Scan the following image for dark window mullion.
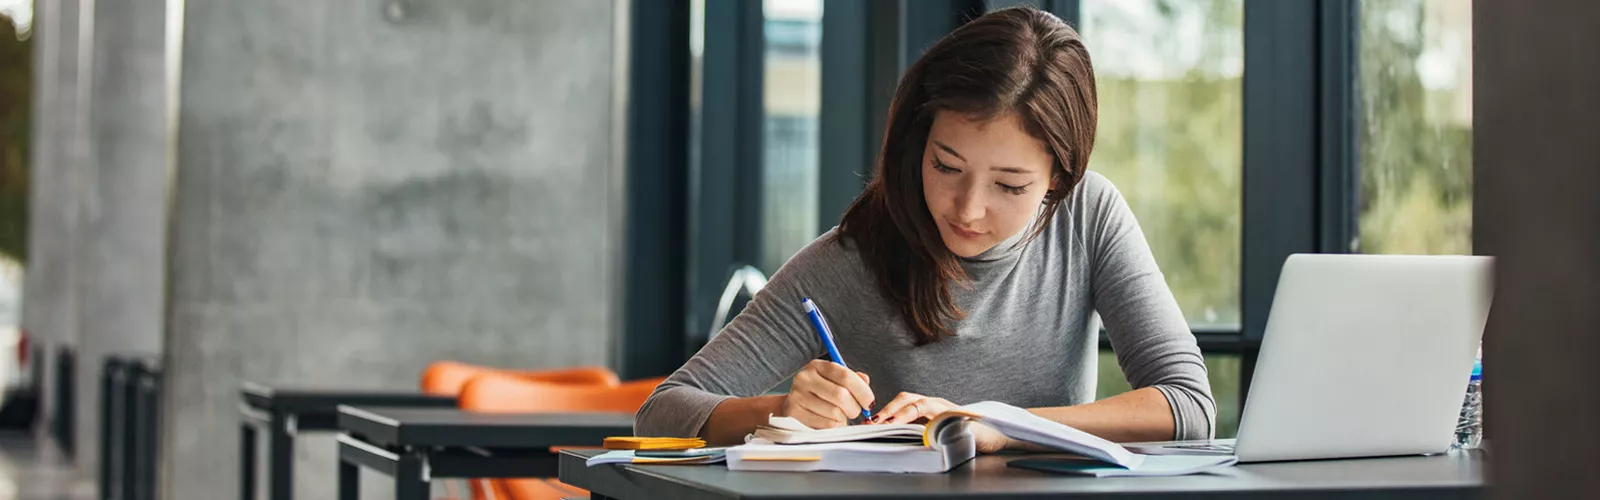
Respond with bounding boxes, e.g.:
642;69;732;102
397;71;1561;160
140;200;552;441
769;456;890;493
900;0;986;72
691;0;766;352
1319;0;1359;254
1242;0;1319;344
1241;0;1357;402
621;0;691;379
819;0;872;233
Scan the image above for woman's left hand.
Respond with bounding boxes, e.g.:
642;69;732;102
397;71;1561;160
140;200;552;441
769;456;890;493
871;392;1009;454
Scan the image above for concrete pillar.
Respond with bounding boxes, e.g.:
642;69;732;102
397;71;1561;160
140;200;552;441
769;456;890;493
73;0;170;473
22;0;88;441
161;0;625;498
22;0;57;435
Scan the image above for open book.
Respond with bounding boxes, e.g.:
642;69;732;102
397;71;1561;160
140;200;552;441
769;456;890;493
726;401;1237;475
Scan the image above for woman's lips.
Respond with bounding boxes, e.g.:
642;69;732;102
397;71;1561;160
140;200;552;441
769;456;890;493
947;221;985;239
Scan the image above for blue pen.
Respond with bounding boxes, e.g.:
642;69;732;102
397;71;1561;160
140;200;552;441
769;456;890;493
801;297;872;420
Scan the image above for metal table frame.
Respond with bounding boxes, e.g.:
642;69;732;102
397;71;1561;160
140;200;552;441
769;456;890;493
237;384;456;500
333;405;635;500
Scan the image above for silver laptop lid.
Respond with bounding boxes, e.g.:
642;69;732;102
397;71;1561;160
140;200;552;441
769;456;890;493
1235;254;1492;462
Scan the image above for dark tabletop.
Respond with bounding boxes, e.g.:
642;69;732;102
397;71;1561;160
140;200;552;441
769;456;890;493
338;406;636;449
559;449;1485;500
240;382;456;414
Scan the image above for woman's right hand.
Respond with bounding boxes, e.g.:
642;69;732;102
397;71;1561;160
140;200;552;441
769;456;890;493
780;359;876;429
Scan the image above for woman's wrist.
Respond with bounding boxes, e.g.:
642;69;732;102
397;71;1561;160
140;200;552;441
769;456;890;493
699;394;786;446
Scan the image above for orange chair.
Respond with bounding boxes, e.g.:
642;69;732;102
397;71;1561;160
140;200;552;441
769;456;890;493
458;373;668;500
421;362;623;500
419;361;621;396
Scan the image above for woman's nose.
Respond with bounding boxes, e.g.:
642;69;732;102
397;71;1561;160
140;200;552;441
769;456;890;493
952;187;985;223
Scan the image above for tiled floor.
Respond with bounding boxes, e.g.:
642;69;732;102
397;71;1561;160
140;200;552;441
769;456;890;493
0;430;95;500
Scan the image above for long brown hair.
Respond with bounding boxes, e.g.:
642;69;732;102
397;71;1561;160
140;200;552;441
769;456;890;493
837;6;1098;345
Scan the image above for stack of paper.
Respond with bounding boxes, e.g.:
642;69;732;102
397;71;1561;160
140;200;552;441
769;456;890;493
755;416;925;444
728;439;967;473
602;436;707;451
728;415;977;473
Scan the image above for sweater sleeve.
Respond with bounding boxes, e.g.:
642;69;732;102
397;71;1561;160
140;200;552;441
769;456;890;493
632;235;839;437
1080;173;1217;440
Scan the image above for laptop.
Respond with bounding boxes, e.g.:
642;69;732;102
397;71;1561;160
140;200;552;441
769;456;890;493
1125;254;1493;463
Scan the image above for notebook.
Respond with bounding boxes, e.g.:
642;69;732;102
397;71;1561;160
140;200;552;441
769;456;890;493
726;401;1236;476
602;436;706;451
585;448;728;466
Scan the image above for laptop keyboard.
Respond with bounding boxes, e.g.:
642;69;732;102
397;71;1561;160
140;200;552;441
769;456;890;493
1166;443;1236;453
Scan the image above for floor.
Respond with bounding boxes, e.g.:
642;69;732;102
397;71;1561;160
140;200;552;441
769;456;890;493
0;430;95;500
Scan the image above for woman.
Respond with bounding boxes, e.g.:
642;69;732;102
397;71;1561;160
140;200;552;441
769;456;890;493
636;6;1214;452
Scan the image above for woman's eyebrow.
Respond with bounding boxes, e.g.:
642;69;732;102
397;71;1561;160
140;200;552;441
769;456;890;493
933;139;1035;174
933;140;966;161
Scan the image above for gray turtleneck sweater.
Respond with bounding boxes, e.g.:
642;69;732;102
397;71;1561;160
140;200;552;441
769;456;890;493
635;172;1216;441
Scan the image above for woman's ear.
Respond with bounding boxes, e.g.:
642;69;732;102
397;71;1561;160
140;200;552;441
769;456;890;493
1043;170;1063;201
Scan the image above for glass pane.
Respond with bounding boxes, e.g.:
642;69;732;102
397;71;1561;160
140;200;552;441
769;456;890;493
1081;0;1244;329
760;0;823;272
1097;350;1242;438
1357;0;1473;255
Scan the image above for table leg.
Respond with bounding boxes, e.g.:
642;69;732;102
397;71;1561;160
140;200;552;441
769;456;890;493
394;451;430;500
240;423;257;500
337;459;359;500
269;413;294;500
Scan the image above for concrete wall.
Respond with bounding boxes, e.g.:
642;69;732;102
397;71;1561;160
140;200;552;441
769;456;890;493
160;1;624;498
73;0;171;473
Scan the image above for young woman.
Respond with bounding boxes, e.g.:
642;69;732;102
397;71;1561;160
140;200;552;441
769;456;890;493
636;6;1214;453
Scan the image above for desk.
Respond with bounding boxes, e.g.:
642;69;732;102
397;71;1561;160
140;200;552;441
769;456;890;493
336;406;635;500
559;449;1485;499
238;384;456;500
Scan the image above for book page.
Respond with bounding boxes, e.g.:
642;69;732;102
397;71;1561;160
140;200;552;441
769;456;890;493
756;415;926;444
932;401;1145;469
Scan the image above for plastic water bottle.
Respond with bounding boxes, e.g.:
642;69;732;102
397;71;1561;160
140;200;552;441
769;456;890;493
1452;358;1483;450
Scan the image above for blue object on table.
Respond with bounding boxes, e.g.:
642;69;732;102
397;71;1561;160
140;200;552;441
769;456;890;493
801;297;872;420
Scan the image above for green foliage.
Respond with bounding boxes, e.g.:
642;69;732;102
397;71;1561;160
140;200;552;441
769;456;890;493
1087;0;1244;327
1094;76;1242;327
1356;0;1473;255
0;15;28;262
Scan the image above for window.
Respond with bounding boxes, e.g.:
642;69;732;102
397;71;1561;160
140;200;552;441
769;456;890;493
1081;0;1245;438
760;0;824;272
1356;0;1473;255
1080;0;1244;329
